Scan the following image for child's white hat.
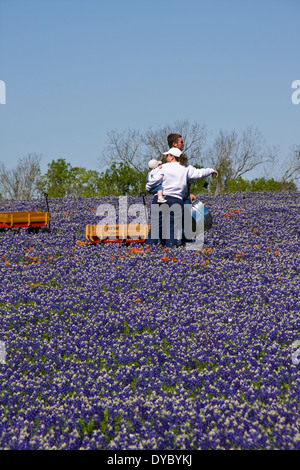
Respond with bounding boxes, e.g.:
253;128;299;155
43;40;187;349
148;159;159;170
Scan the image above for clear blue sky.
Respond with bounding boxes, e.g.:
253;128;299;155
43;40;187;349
0;0;299;180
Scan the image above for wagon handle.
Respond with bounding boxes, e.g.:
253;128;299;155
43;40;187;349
43;191;51;232
43;192;50;213
139;192;148;224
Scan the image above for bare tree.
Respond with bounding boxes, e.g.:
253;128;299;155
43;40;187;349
143;119;208;165
99;120;208;171
233;127;276;178
0;153;41;200
99;123;280;194
100;128;144;171
280;145;300;187
207;126;276;193
207;129;238;193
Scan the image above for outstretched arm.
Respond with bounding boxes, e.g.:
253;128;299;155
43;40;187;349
187;166;218;181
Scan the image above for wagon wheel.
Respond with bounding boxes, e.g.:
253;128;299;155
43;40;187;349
28;227;40;234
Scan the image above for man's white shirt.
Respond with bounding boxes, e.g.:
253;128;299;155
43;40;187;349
146;162;215;200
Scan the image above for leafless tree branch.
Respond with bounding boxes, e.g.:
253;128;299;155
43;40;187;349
143;119;208;165
100;128;144;171
281;145;300;182
207;127;277;193
0;154;41;200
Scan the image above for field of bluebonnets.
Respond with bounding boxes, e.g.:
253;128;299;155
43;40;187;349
0;190;299;450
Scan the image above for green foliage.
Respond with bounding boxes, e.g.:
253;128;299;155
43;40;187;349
249;177;282;192
226;176;297;192
189;179;210;194
39;159;148;198
183;174;297;195
226;176;251;192
38;158;297;198
39;158;102;197
97;163;148;196
67;167;101;197
39;159;71;197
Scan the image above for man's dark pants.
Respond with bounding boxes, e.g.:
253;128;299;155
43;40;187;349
146;195;184;247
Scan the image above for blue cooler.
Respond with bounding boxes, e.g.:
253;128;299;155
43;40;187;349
191;200;213;234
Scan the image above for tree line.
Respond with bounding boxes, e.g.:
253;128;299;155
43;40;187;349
0;120;299;200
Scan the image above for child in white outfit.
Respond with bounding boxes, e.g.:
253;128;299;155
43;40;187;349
147;159;167;203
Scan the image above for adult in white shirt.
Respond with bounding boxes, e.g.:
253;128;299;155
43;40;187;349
146;148;218;247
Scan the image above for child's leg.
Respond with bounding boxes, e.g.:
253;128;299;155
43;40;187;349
157;189;167;203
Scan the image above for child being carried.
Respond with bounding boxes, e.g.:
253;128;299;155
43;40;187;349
146;159;167;203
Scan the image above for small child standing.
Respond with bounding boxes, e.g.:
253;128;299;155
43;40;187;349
146;159;167;203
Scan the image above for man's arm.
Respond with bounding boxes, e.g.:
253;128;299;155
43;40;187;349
187;166;218;180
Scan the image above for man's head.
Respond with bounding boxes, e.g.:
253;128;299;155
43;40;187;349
167;133;184;150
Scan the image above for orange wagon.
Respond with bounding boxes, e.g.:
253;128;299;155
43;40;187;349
0;211;51;233
85;223;150;244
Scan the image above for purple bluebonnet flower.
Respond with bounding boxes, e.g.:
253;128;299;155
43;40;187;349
0;191;299;449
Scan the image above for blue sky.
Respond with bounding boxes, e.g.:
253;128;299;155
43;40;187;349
0;0;299;180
